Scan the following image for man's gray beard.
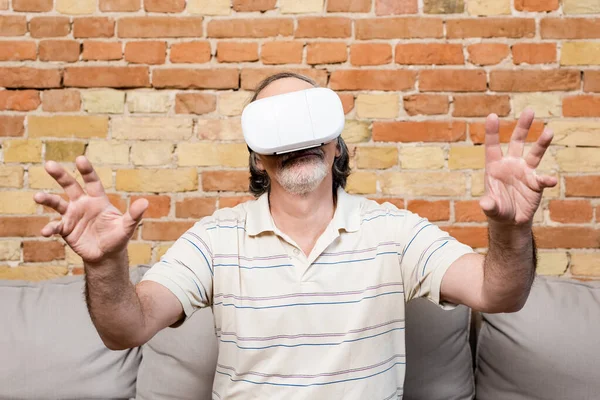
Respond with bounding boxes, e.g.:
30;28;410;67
275;158;329;196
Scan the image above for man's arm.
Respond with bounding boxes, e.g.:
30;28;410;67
440;110;555;313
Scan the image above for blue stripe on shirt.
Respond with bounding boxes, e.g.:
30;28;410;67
182;236;214;276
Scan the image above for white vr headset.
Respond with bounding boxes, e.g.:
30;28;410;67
241;87;345;155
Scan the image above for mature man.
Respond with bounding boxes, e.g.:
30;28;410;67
35;72;556;399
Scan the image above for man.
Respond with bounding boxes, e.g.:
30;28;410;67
34;72;556;399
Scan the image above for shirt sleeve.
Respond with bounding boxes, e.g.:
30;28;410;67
140;221;214;322
397;211;475;309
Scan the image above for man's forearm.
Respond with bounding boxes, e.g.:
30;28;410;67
482;222;537;312
84;251;147;350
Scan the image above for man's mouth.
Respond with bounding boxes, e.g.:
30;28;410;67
281;149;323;166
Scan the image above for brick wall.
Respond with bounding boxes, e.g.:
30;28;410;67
0;0;599;281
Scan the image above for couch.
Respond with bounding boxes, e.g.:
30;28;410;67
1;265;598;400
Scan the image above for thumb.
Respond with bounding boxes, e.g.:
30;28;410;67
123;198;149;231
479;195;499;218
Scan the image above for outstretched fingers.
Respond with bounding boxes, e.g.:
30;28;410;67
484;113;503;166
34;192;69;215
40;220;64;237
44;161;85;201
122;198;149;233
525;128;554;169
507;109;535;158
76;156;106;197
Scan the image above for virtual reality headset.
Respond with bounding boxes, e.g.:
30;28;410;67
241;87;345;155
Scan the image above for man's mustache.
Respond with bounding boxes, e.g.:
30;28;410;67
280;148;324;165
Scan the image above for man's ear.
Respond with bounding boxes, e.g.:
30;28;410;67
255;153;265;171
335;138;342;158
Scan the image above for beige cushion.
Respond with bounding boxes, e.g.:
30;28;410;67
0;267;146;400
476;276;600;400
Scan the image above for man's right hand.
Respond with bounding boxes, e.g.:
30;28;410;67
33;156;149;265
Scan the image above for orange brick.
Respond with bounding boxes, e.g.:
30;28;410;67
327;0;371;12
13;0;53;12
100;0;140;11
0;41;36;61
42;90;80;112
534;227;600;249
470;120;544;144
350;43;391;66
512;43;556;65
233;0;276;11
118;17;204;38
217;42;258;63
373;121;466;142
565;176;600;197
563;96;600;117
262;42;302;64
549;200;593;223
131;195;170;218
176;197;217;218
338;93;355;114
0;15;27;36
107;194;127;214
0;116;25;137
584;71;600;92
82;41;122;61
420;70;487;92
444;227;488;248
142;221;194;241
330;70;416;91
453;95;511;117
144;0;185;12
375;0;417;14
73;17;115;38
23;241;65;262
39;40;80;62
153;69;238;89
208;18;292;38
29;17;70;38
395;43;464;65
125;41;166;64
404;94;449;115
307;42;347;65
468;43;509;66
447;18;535;38
0;217;50;237
408;200;450;221
515;0;558;11
372;198;405;210
175;93;216;114
541;18;600;39
490;70;580;92
171;41;212;63
296;17;352;38
0;90;40;111
202;171;250;192
0;67;61;89
455;200;486;222
219;196;254;208
64;66;149;88
356;17;443;39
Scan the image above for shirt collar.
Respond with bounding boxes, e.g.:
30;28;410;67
245;187;361;237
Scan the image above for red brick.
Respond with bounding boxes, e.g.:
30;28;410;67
330;70;416;91
241;68;328;90
0;90;40;111
490;70;580;92
13;0;53;12
446;18;535;38
124;41;167;64
0;116;25;137
356;17;443;39
296;17;351;38
131;195;170;218
82;41;122;61
0;67;61;89
39;40;80;62
534;227;600;249
541;18;600;39
584;71;600;92
327;0;371;12
307;43;347;65
218;42;260;63
202;171;250;192
42;90;81;112
453;95;511;118
566;176;600;197
29;17;69;38
420;70;487;92
0;217;50;237
373;121;466;142
219;196;255;208
208;18;292;38
444;227;488;248
262;42;303;64
350;43;391;66
563;96;600;117
515;0;558;11
73;17;115;38
175;93;216;115
142;221;194;241
107;194;127;214
372;198;405;210
171;41;212;63
395;43;463;65
64;67;150;88
144;0;185;12
338;93;355;114
233;0;276;11
469;120;544;144
549;200;593;224
100;0;140;11
118;17;204;38
23;241;65;262
455;200;486;222
153;69;238;89
404;94;449;116
0;41;36;61
176;197;217;218
512;43;556;65
0;16;27;36
467;43;509;66
408;200;450;221
375;0;417;14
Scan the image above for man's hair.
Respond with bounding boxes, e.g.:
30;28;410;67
247;72;351;198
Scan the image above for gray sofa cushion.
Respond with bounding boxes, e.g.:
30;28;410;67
476;276;600;400
136;295;473;400
0;267;147;400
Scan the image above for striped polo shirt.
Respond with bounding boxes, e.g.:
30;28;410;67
141;187;473;400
